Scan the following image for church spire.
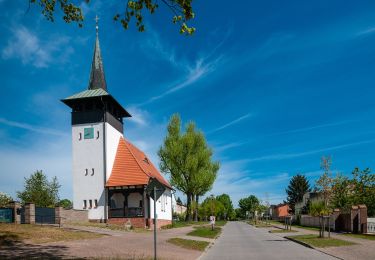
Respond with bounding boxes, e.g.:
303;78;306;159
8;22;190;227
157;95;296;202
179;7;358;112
88;15;107;91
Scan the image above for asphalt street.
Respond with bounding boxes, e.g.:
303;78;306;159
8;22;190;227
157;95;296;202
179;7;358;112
200;221;337;260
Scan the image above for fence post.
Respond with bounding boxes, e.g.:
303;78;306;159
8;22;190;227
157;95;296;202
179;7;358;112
24;203;35;224
8;201;21;224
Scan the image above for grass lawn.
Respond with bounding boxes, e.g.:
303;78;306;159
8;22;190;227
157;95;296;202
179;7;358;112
161;220;227;229
69;222;150;233
0;223;103;246
187;226;221;239
269;229;298;233
287;234;356;248
342;233;375;240
167;238;210;251
292;225;321;231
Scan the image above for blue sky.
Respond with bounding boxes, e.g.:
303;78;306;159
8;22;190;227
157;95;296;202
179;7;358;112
1;0;375;206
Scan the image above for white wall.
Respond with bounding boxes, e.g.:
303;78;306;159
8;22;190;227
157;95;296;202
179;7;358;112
105;123;123;181
149;188;172;220
72;123;105;220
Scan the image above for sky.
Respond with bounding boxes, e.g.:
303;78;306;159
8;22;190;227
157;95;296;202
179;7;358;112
1;0;375;207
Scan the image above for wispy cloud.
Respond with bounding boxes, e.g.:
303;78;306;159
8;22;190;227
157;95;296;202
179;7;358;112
357;26;375;36
246;139;375;163
1;26;72;68
267;119;356;136
137;56;224;106
0;118;67;136
209;113;252;134
126;106;149;126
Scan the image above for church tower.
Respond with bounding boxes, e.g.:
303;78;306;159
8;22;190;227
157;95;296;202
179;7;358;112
62;18;131;221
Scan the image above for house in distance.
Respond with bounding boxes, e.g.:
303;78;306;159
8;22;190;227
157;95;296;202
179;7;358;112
61;20;172;228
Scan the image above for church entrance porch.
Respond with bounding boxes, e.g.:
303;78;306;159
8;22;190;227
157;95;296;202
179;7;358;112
107;186;149;228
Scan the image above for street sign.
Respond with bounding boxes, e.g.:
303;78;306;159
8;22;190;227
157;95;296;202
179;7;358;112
146;178;166;201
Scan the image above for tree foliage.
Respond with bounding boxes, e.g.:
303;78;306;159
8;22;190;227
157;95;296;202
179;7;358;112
58;199;73;209
315;156;333;207
238;195;259;217
29;0;196;35
17;170;60;207
286;174;310;212
158;114;219;221
198;195;224;220
216;194;234;220
0;192;13;207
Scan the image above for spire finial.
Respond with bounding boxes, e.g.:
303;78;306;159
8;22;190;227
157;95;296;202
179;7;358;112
95;15;99;35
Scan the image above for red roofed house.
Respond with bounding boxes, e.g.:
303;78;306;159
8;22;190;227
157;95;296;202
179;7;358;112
62;21;172;228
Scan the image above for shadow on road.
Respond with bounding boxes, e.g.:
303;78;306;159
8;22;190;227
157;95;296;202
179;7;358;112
0;240;71;259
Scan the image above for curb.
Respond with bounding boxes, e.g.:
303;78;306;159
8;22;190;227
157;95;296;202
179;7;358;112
285;237;343;260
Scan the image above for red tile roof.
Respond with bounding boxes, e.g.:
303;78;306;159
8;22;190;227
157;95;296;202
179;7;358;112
106;137;172;189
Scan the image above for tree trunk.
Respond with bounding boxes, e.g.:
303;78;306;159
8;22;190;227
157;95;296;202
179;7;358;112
185;193;192;221
194;195;199;222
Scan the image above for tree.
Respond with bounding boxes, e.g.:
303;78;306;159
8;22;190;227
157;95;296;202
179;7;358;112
238;195;259;218
286;174;310;213
350;167;375;216
0;192;13;207
58;199;73;209
17;170;60;207
216;194;234;220
29;0;196;35
330;174;351;212
315;156;334;207
158;114;219;221
198;196;224;221
309;201;331;238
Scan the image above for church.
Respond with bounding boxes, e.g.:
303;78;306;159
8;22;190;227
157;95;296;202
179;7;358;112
61;21;173;228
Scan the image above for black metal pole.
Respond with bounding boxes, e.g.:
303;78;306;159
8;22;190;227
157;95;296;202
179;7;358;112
154;187;157;260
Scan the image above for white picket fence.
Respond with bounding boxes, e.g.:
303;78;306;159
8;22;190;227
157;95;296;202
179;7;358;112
367;218;375;234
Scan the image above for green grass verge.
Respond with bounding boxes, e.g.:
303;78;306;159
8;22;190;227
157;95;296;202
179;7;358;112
292;225;320;231
187;226;221;239
167;238;210;251
0;223;103;246
342;233;375;240
287;234;356;248
69;222;150;233
269;229;298;233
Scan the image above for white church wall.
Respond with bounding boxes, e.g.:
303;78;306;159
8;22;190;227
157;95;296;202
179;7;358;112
105;122;123;181
150;188;172;220
72;122;105;220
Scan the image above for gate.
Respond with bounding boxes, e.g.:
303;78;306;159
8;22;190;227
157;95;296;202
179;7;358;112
35;207;55;224
0;208;13;223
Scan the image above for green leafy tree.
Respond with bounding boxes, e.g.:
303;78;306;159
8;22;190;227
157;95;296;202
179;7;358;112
159;114;219;221
350;167;375;216
216;194;234;220
17;170;60;207
0;192;13;207
309;201;331;238
286;174;310;212
29;0;196;34
238;195;259;217
330;174;352;212
198;196;224;220
58;199;73;209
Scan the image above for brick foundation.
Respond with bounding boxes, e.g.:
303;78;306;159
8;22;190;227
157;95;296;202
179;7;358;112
107;217;147;228
149;219;172;230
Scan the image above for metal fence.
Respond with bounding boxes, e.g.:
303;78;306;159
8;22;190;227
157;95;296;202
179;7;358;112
0;208;13;223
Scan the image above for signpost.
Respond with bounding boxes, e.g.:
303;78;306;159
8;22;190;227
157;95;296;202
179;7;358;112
146;178;166;260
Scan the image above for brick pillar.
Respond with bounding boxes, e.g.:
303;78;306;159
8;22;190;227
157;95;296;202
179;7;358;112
55;206;62;225
8;201;21;224
24;203;35;224
358;205;367;234
350;206;359;233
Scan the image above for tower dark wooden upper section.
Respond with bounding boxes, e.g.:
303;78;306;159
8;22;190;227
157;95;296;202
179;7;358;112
61;24;131;133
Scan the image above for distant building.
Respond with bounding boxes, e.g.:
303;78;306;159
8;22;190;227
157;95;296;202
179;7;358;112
270;204;291;220
295;192;324;215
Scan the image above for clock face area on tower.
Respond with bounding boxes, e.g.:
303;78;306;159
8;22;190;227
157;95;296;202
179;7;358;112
84;127;94;139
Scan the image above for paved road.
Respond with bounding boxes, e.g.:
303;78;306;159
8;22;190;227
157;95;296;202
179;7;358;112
200;222;337;260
